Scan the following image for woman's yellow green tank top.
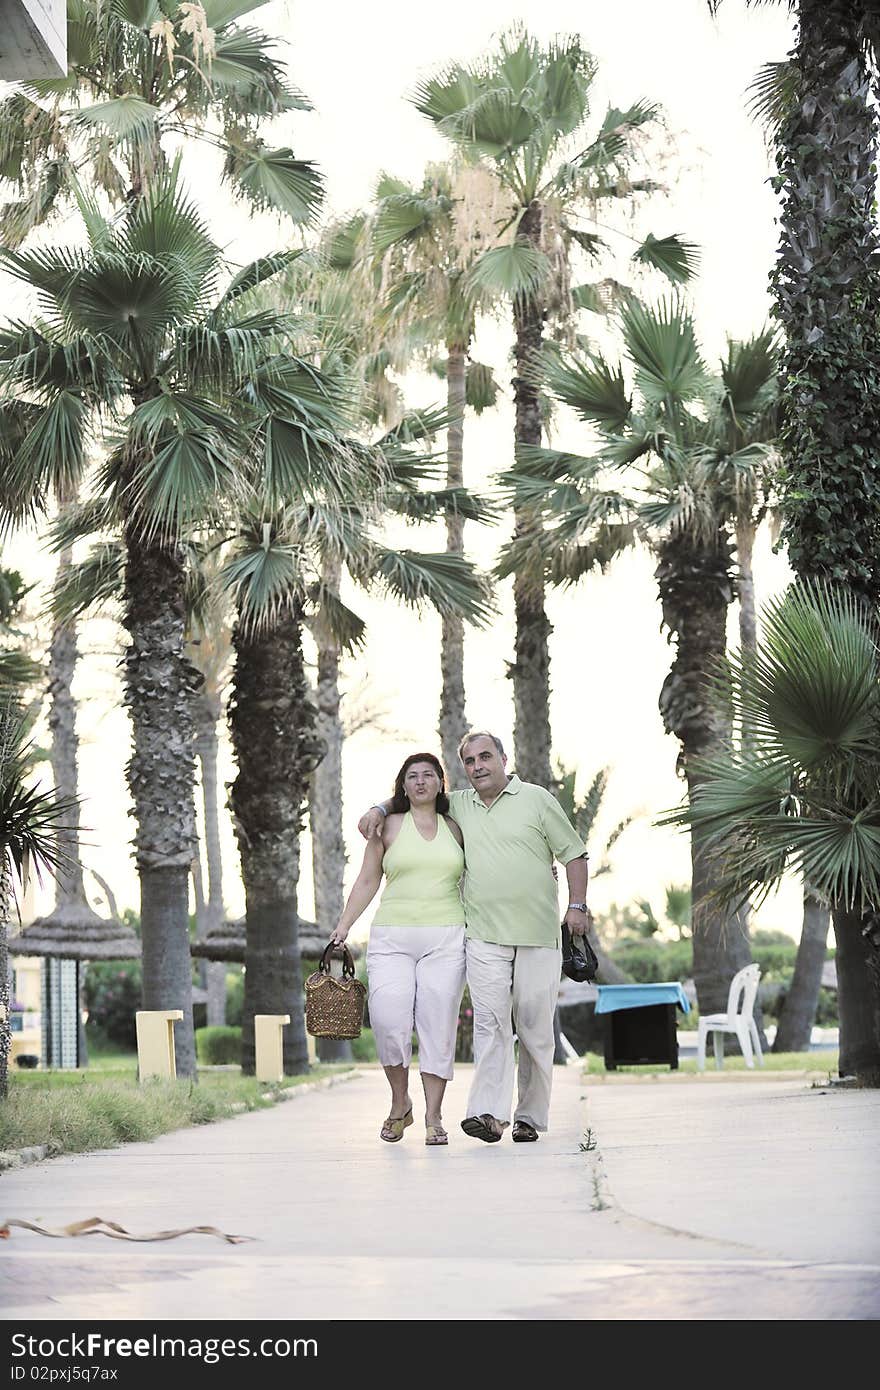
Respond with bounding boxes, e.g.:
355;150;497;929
371;811;465;927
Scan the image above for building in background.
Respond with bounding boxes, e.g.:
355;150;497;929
0;0;67;78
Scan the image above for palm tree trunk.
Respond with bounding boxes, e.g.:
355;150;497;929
308;556;351;1061
122;521;198;1079
194;689;227;1026
832;906;880;1084
735;516;757;659
440;343;469;788
511;201;552;789
47;542;88;912
774;889;830;1053
656;529;762;1026
229;606;322;1075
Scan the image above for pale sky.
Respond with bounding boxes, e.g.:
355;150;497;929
4;0;806;941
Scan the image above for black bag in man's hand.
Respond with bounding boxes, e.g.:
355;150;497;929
561;922;598;982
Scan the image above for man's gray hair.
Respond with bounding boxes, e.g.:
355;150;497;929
458;730;505;761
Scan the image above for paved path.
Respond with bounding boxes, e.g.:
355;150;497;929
1;1066;878;1320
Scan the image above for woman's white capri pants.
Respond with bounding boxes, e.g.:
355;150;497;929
366;925;466;1079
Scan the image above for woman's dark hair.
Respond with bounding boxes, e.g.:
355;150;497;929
390;753;450;814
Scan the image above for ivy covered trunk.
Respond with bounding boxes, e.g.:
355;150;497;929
772;0;880;1081
510;200;552;789
656;529;760;1026
123;520;199;1079
439;343;469;788
308;555;351;1062
832;906;880;1085
773;0;880;601
229;606;323;1075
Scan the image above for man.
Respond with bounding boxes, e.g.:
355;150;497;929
357;731;589;1143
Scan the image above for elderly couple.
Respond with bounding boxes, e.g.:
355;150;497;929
330;731;590;1147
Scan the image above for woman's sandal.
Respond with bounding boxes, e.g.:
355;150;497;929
425;1124;448;1146
380;1106;414;1143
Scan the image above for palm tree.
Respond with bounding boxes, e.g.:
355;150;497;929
0;170;333;1077
0;0;321;245
371;163;502;784
0;699;75;1098
412;26;697;785
553;761;632;986
502;299;772;1021
661;581;880;1085
220;478;493;1074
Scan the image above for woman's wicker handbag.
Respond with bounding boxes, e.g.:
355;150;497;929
305;942;367;1040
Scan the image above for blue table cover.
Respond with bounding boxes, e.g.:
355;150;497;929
595;982;691;1015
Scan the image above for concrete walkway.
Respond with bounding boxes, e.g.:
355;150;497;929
1;1065;878;1320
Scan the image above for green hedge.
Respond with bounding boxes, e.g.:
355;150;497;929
607;938;812;983
195;1026;241;1065
608;940;693;982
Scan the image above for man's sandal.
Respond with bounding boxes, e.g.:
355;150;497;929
425;1124;448;1146
511;1120;539;1142
380;1106;413;1143
460;1114;504;1143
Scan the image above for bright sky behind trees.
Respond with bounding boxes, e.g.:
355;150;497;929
3;0;803;937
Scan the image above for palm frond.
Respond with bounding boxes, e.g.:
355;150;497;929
74;94;162;139
386;487;497;525
6;391;88;504
369;549;494;626
123;393;243;539
465;361;498;414
621;297;706;405
225;142;324;224
746;60;799;141
219;528;306;636
632;233;700;286
215;251;303;311
465;242;550;302
50;543;124;623
305;582;367;655
544;349;631;433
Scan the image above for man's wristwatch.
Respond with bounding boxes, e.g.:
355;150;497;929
568;902;588;913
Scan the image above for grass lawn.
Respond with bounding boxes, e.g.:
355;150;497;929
580;1049;840;1080
1;1054;355;1158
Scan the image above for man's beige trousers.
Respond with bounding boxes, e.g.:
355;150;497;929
465;938;562;1131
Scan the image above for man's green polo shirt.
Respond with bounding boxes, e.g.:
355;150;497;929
449;775;588;948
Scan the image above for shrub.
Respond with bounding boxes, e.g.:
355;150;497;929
608;939;693;982
350;1028;377;1062
225;970;244;1027
456;986;474;1062
83;961;142;1047
195;1026;241;1065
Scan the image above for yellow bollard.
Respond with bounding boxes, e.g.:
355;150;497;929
136;1010;183;1081
254;1014;290;1083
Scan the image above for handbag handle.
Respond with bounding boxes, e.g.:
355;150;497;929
320;941;356;979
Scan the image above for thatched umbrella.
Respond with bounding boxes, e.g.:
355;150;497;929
190;914;362;965
9;875;139;1069
9;899;140;961
191;915;362;1062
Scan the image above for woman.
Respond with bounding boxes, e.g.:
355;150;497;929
331;753;465;1146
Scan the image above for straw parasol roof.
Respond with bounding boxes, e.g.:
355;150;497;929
9;899;140;961
190;915;362;963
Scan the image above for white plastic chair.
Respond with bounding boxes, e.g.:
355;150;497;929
697;963;763;1070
